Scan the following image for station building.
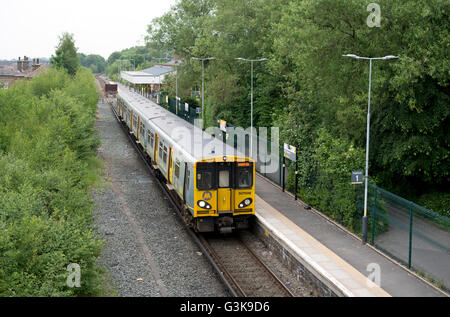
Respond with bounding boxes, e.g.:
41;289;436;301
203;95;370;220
119;64;176;97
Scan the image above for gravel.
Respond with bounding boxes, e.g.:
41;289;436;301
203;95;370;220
92;100;229;297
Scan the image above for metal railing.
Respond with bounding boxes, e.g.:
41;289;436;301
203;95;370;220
358;183;450;289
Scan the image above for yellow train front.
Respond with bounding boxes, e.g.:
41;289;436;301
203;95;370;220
114;88;255;234
192;156;255;233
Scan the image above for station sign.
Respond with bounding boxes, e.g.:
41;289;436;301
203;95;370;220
283;143;296;161
351;171;364;184
196;107;201;114
166;95;168;103
185;103;189;112
219;119;227;132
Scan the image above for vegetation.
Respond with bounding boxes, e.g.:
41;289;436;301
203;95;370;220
50;33;80;76
145;0;449;225
79;53;107;74
0;66;104;296
105;44;172;80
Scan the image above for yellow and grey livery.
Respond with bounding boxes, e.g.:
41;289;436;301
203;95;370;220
113;86;255;233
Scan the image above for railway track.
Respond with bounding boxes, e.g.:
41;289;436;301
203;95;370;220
95;76;295;297
200;234;294;297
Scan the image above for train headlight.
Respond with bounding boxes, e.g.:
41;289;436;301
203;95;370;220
238;198;253;208
197;200;212;209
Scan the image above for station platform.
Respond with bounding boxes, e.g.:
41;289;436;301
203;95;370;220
254;174;447;297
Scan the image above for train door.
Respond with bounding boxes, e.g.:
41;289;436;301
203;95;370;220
183;163;190;202
154;134;159;163
168;148;173;183
217;162;232;212
130;110;133;131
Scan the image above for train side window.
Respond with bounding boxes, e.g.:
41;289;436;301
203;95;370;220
147;130;154;148
159;142;163;159
140;122;145;139
163;146;168;164
175;160;180;178
185;168;190;191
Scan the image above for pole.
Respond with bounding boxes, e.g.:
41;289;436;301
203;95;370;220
282;155;286;192
202;59;205;129
341;54;397;243
294;159;298;200
371;186;377;245
250;60;254;158
408;203;413;268
362;59;372;244
176;64;178;115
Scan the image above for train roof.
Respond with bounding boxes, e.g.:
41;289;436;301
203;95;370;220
117;85;247;163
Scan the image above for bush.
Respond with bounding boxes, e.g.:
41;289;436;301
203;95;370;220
0;67;104;296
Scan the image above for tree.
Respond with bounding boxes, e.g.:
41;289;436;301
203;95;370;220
50;33;80;76
79;54;107;74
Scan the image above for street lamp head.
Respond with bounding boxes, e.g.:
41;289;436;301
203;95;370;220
342;54;360;59
382;55;399;60
192;56;215;61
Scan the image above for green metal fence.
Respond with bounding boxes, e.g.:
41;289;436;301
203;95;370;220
358;183;450;289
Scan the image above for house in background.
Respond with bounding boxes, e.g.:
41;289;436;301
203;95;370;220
0;56;48;89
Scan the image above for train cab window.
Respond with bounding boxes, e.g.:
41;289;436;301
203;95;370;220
218;170;230;188
197;170;215;190
236;163;253;188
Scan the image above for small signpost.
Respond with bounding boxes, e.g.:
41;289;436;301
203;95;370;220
196;107;201;114
219;119;227;132
185;103;189;112
283;143;298;200
351;171;364;184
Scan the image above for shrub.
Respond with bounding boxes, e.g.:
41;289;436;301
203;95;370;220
0;67;104;296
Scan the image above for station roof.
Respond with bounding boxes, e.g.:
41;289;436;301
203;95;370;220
120;71;162;85
141;65;175;76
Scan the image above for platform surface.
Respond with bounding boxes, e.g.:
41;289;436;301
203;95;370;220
255;174;446;297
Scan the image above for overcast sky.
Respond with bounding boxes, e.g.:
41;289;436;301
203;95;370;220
0;0;177;60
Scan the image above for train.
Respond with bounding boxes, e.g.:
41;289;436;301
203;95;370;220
104;81;118;96
111;84;255;233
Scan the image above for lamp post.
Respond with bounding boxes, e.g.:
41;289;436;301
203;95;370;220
173;60;183;115
343;53;398;244
192;57;215;129
235;58;268;158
